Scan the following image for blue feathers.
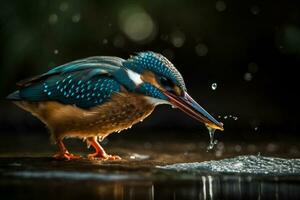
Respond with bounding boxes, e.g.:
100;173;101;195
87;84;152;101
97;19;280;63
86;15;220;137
123;51;186;91
8;52;187;109
13;56;124;109
19;72;120;108
138;83;168;100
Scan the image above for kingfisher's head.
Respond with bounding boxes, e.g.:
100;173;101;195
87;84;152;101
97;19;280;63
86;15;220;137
122;51;223;131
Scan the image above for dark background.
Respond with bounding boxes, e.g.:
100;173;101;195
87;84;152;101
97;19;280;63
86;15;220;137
0;0;299;141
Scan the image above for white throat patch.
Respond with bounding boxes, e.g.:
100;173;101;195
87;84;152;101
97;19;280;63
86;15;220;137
145;97;170;106
126;69;143;86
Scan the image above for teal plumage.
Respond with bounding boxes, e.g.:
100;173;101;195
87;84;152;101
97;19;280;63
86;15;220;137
124;52;186;91
18;74;120;109
9;52;182;108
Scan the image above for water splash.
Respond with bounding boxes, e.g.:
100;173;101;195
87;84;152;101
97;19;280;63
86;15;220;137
158;155;300;175
219;115;238;120
206;127;218;151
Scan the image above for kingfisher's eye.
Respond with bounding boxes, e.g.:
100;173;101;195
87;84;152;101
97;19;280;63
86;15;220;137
159;77;175;91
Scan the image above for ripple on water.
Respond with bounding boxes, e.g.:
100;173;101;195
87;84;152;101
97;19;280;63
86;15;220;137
158;155;300;175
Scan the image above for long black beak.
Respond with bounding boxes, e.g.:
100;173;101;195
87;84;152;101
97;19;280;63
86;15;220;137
164;91;224;131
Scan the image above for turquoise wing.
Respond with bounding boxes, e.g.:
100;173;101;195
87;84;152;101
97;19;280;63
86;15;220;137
13;56;124;109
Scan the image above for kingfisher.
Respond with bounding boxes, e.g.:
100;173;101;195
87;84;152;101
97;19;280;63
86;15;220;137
7;51;223;160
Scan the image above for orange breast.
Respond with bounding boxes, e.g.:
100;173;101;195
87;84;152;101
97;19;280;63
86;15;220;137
16;92;155;139
83;92;155;137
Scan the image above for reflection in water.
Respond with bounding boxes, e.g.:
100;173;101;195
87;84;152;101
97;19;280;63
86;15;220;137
2;171;300;199
156;175;299;200
106;175;299;199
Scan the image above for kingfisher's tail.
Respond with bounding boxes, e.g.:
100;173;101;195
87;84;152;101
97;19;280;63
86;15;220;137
6;90;21;101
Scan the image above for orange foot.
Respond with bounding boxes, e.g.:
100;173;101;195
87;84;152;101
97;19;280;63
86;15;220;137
53;139;81;160
87;136;121;161
53;152;81;160
88;152;121;160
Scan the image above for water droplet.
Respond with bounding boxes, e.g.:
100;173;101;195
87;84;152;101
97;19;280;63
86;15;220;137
206;127;218;151
211;83;217;90
54;49;59;54
224;116;228;119
254;127;258;131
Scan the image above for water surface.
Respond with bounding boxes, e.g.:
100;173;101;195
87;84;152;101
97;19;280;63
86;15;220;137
0;134;299;199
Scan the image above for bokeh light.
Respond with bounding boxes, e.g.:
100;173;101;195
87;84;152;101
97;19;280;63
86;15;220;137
195;43;208;56
170;30;185;48
250;5;260;15
216;1;226;12
48;14;58;25
244;72;252;81
119;5;157;43
72;14;81;23
59;2;69;12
